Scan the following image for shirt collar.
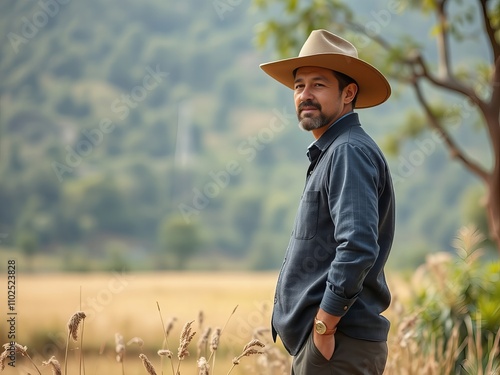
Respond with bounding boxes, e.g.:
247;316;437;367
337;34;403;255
307;112;359;162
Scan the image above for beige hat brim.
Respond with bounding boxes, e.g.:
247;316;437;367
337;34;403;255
260;53;391;109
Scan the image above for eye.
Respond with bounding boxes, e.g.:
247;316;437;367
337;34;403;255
294;84;304;90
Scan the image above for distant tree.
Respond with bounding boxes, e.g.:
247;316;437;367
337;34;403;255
254;0;500;253
158;216;202;269
17;231;37;271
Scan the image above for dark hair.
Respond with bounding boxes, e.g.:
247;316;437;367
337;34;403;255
332;70;359;108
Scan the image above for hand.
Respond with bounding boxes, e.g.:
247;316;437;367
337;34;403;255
313;329;336;360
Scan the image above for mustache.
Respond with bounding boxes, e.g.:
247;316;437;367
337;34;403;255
298;100;321;112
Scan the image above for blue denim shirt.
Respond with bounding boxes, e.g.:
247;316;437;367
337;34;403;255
271;112;395;356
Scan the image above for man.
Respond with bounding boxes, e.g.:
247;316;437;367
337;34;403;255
260;29;395;374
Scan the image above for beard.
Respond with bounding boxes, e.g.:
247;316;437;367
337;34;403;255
298;112;332;131
297;101;334;131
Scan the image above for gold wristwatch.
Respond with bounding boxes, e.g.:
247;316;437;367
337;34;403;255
314;318;337;335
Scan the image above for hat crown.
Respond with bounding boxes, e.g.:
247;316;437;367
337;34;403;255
299;29;358;59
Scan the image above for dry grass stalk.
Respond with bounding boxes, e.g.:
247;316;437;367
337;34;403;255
259;346;290;375
197;356;210;375
462;316;500;375
198;310;204;329
165;317;177;337
208;327;222;374
200;304;239;374
209;305;238;367
0;349;7;371
175;320;196;375
68;311;86;342
139;353;157;375
1;343;42;375
155;303;177;375
232;347;264;364
114;333;126;375
197;327;212;358
115;333;125;363
242;339;265;352
156;302;177;342
127;337;144;348
453;225;485;262
2;342;28;357
486;327;500;375
440;323;463;374
227;339;265;374
396;312;419;348
251;326;289;373
157;349;173;358
210;328;221;354
177;320;196;361
65;311;86;375
221;305;238;335
42;356;62;375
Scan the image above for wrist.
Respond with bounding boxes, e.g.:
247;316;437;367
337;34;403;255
316;307;340;323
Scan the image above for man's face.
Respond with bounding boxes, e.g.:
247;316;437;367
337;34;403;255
293;66;352;135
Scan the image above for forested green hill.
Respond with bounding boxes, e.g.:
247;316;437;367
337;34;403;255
0;0;490;271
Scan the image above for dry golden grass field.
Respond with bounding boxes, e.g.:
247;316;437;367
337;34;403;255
1;271;283;375
1;271;410;375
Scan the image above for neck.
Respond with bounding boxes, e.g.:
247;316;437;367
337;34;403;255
312;125;330;140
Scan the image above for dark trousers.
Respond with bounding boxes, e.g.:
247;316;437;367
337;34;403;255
291;331;388;375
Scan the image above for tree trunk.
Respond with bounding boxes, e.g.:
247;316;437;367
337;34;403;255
486;166;500;252
484;63;500;252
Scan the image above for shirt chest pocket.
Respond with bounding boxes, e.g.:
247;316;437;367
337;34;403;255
294;190;320;240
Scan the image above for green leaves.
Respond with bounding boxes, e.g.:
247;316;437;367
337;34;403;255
409;226;500;372
253;0;353;58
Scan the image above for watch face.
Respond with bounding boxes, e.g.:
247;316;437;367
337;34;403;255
315;321;327;335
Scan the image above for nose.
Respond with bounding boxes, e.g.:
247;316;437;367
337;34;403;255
299;84;314;102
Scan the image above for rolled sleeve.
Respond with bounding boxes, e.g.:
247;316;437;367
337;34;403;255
320;281;358;316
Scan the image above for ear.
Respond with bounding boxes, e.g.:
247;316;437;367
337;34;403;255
343;83;358;105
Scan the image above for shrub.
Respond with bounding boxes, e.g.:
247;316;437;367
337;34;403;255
386;226;500;374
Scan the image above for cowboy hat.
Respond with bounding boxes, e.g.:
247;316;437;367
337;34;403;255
260;29;391;108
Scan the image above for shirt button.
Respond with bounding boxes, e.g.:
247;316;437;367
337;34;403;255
343;306;348;311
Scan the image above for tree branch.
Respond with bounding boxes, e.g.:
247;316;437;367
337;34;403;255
489;56;500;114
347;7;495;181
479;0;500;61
436;0;452;78
414;53;489;111
412;79;490;182
345;21;392;51
348;18;488;112
486;56;500;171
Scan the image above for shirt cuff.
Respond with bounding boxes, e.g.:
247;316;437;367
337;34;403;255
319;281;358;317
